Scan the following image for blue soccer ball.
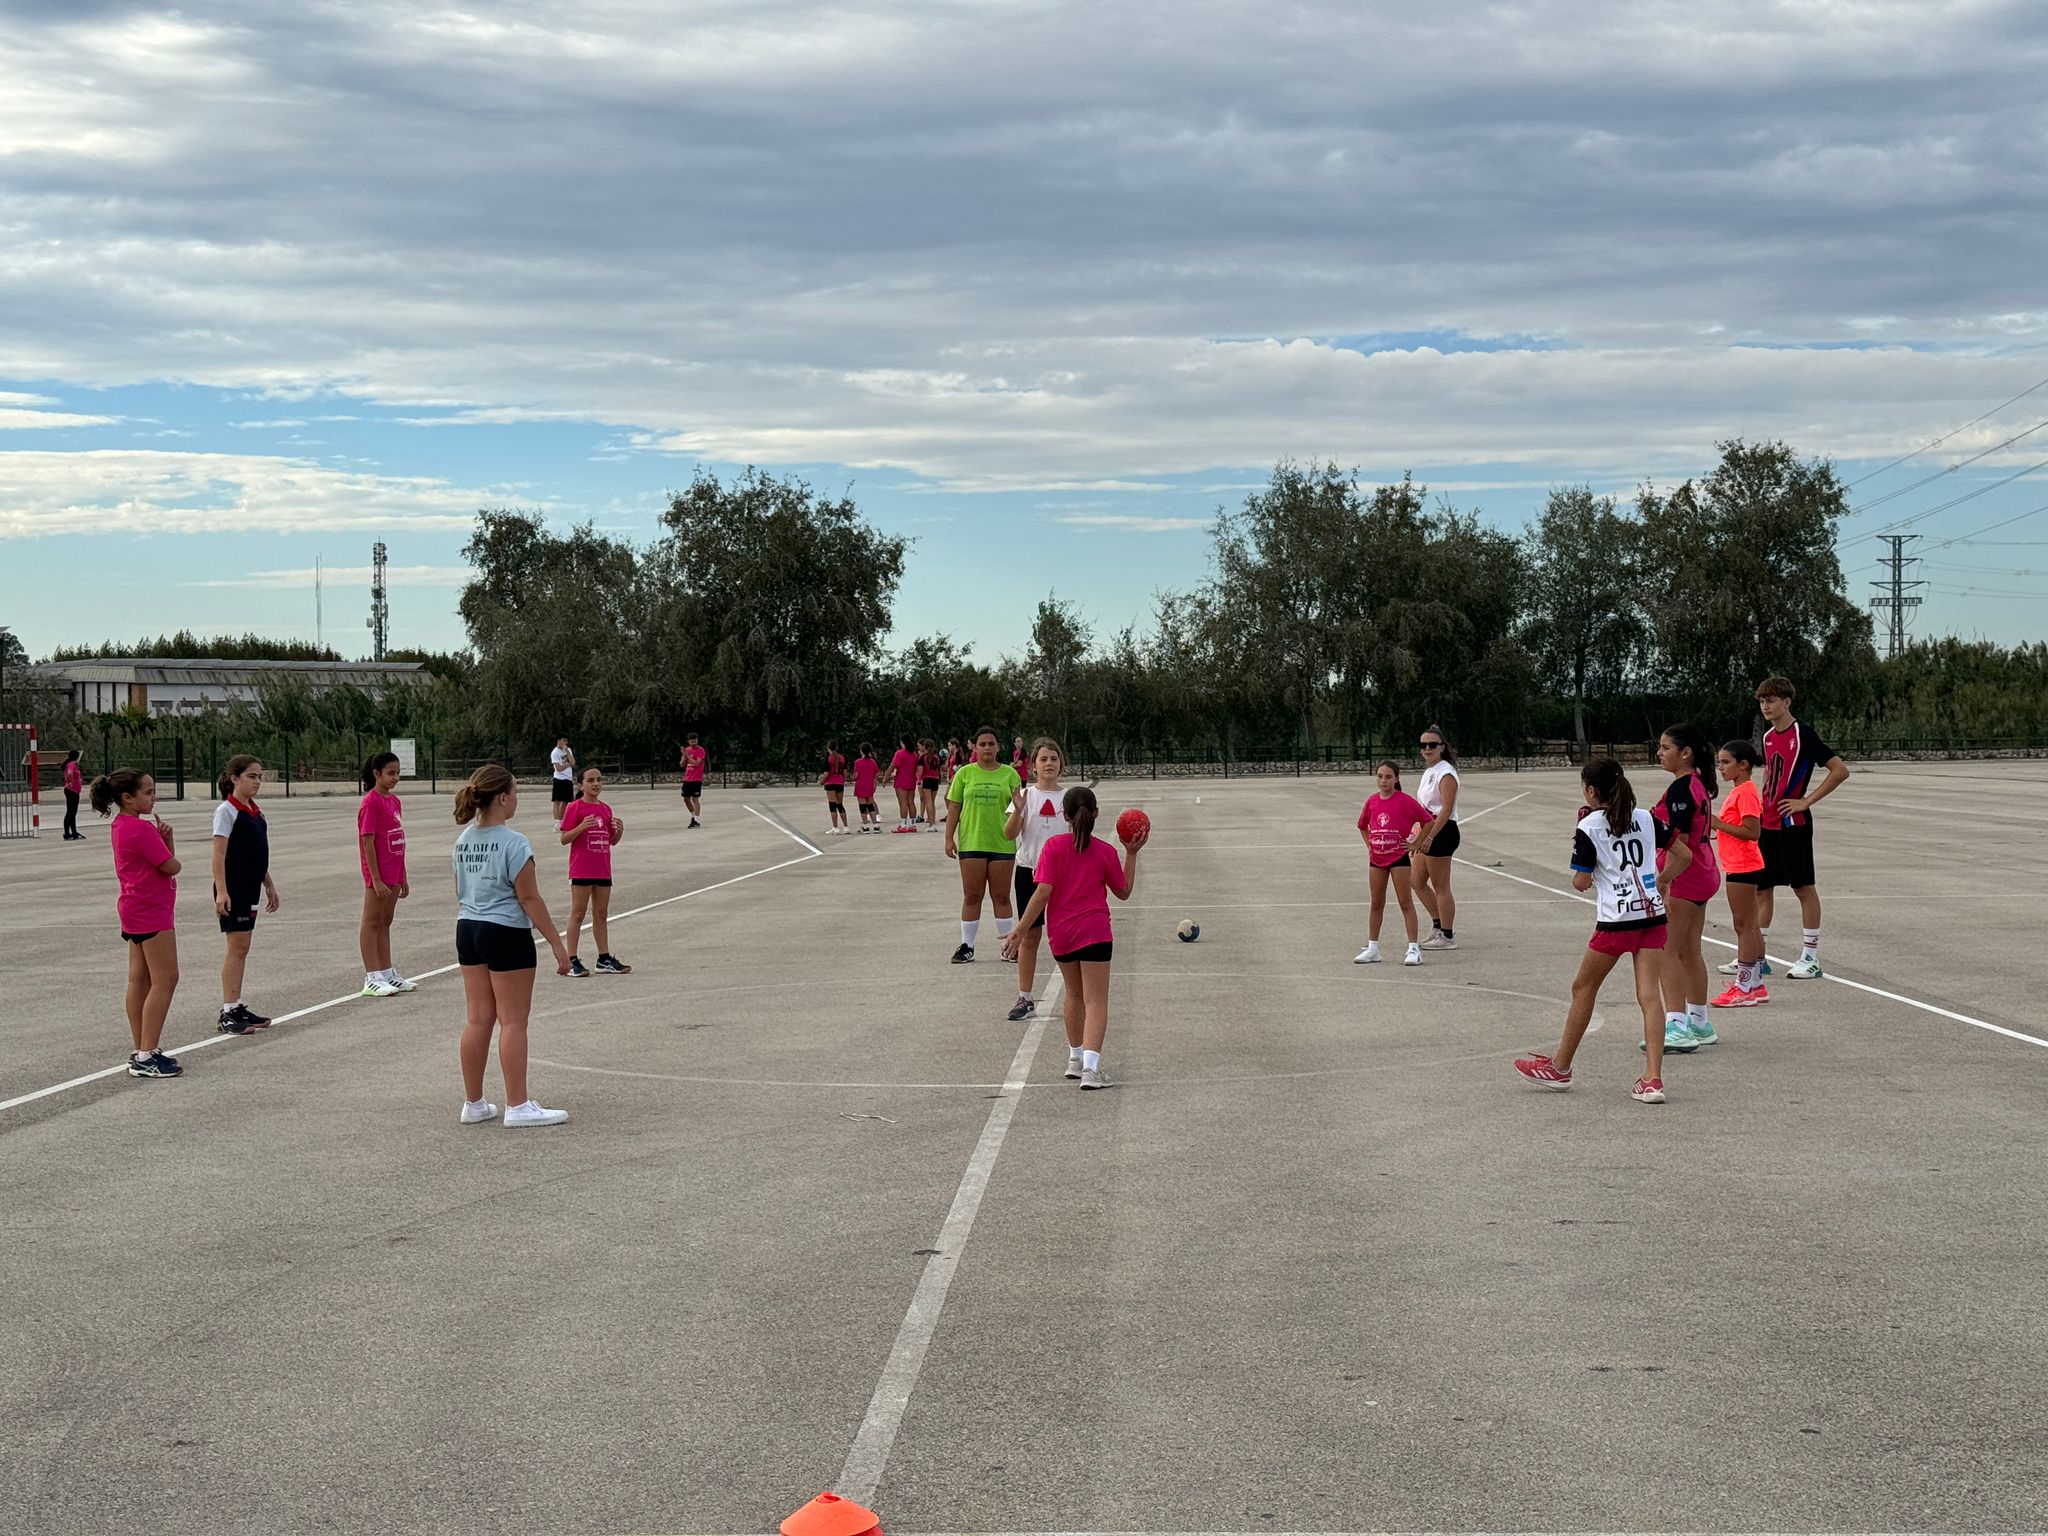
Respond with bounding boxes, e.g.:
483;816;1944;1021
1176;919;1200;943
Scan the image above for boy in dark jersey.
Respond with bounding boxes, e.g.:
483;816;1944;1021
1753;676;1850;980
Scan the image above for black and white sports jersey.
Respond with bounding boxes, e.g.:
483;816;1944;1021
211;796;270;901
1570;807;1671;930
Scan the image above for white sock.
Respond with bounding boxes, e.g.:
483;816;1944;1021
1068;1045;1083;1059
133;1049;150;1062
1687;1002;1708;1027
1082;1049;1101;1071
1666;1011;1687;1031
995;916;1014;938
961;920;980;947
1760;926;1770;943
1802;928;1820;961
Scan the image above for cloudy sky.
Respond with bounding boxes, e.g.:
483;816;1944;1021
4;0;2047;662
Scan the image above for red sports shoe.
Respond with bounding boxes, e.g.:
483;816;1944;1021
1711;984;1769;1008
1514;1054;1573;1090
1631;1076;1666;1104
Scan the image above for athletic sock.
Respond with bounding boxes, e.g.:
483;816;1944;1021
961;920;980;947
995;916;1015;938
1082;1049;1101;1071
1666;1011;1688;1032
133;1050;150;1062
1687;1002;1708;1028
1068;1045;1083;1059
1739;960;1761;990
1442;928;1453;941
1801;928;1820;962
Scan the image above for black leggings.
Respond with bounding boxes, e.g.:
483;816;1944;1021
63;791;79;837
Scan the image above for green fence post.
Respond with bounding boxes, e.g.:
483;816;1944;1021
173;736;185;801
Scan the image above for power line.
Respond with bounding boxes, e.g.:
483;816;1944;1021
1842;454;2048;547
1844;371;2048;489
1869;535;1924;659
1848;412;2048;517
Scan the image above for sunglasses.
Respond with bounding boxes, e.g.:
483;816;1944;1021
1419;741;1442;749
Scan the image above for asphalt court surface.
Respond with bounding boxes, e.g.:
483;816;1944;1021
2;763;2044;1534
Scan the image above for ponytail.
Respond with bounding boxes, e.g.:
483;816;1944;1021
89;768;147;817
1063;783;1099;854
454;763;515;824
217;753;260;800
1663;722;1718;798
361;750;399;791
1580;757;1637;837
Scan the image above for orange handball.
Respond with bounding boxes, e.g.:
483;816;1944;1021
1115;807;1150;845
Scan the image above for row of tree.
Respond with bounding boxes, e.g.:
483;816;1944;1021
11;445;2044;773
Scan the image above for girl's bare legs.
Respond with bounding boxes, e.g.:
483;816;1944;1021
1551;947;1620;1071
137;932;178;1054
1634;949;1667;1080
220;929;252;1005
459;964;496;1101
489;967;539;1105
1661;899;1706;1014
590;886;611;955
920;787;937;824
1725;882;1762;963
1368;864;1388;942
359;888;395;972
1018;919;1043;995
958;858;988;922
1079;960;1112;1053
1423;855;1456;932
124;941;150;1053
1393;864;1420;942
568;886;591;957
1412;858;1439;928
988;859;1015;922
896;789;913;823
1058;959;1085;1048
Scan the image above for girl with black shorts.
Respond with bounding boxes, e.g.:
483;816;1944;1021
452;764;572;1128
821;741;849;835
918;738;943;832
1413;725;1462;949
943;727;1023;962
211;754;280;1034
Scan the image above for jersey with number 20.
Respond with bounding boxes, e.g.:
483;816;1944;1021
1570;807;1672;931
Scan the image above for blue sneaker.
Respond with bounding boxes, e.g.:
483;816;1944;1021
1687;1016;1720;1047
1645;1018;1698;1054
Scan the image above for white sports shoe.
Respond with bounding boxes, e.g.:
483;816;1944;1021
1354;942;1382;964
360;977;404;998
1787;957;1824;980
460;1099;498;1125
504;1099;568;1127
1404;943;1422;966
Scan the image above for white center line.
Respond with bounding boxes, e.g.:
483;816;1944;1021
835;969;1061;1506
0;845;823;1119
1453;790;1530;823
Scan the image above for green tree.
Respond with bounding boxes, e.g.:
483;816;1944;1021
653;468;906;751
1522;486;1646;753
1025;593;1093;744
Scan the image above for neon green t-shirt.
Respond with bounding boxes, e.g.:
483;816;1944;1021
947;762;1022;854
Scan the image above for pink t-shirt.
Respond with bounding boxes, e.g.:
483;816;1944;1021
560;798;614;880
357;790;406;887
852;757;880;799
683;745;707;783
111;814;177;933
64;760;83;794
1357;790;1432;867
889;748;917;790
1033;831;1125;956
823;752;845;788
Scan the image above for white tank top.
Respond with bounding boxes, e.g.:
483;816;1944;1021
1418;761;1460;820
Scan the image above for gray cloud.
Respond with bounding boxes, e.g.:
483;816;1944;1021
1;1;2045;485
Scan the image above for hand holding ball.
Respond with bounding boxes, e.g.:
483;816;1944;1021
1115;807;1151;849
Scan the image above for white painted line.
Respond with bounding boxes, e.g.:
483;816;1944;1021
743;802;824;855
1454;789;1530;823
1452;854;2048;1051
835;969;1062;1506
0;845;823;1119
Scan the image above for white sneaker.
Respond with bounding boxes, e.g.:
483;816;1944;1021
1404;943;1422;966
1354;942;1381;964
1419;932;1456;951
460;1099;498;1125
360;977;404;998
1787;957;1824;980
1080;1066;1111;1090
1717;957;1743;976
504;1099;568;1127
386;973;418;993
1064;1054;1084;1080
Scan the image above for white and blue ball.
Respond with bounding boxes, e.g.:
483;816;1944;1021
1176;919;1200;943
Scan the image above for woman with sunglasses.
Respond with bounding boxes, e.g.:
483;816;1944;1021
1412;726;1461;950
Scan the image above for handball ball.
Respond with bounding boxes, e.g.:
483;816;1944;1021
1116;807;1151;845
1176;919;1200;943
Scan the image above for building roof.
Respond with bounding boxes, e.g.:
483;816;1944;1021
31;658;426;686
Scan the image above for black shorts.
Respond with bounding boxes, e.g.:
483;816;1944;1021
1053;940;1113;964
1758;824;1816;890
1374;855;1412;871
1013;864;1047;930
121;929;165;944
218;901;260;934
956;849;1014;864
571;877;612;888
857;798;878;814
825;785;844;801
1421;820;1461;858
551;779;575;803
921;778;941;791
455;918;537;972
1724;869;1767;887
683;779;704;798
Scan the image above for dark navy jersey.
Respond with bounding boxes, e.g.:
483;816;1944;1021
211;797;270;897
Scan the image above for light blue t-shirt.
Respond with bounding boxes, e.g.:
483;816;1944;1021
452;823;535;928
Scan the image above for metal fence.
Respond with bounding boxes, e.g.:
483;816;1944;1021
1;724;38;838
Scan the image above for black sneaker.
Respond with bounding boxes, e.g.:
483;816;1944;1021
1006;996;1036;1022
128;1052;182;1079
688;818;701;829
566;957;590;979
217;1007;253;1036
235;1003;273;1030
950;943;975;964
594;953;631;974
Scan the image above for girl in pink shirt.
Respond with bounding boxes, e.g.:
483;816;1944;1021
852;745;882;832
92;768;184;1078
559;766;631;978
357;751;414;997
1354;761;1432;966
889;737;919;832
1001;785;1146;1089
62;750;84;839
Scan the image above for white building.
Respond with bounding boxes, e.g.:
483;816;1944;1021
31;659;427;716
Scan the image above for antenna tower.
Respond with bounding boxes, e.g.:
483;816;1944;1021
368;541;390;661
1869;534;1925;660
315;555;323;651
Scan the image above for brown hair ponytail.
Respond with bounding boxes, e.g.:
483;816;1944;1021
454;763;515;824
217;753;260;800
89;767;147;817
1063;784;1099;853
1580;757;1637;836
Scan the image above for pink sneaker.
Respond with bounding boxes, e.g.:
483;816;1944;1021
1711;984;1769;1008
1514;1053;1573;1090
1631;1076;1667;1104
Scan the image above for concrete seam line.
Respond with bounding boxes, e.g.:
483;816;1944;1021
742;801;825;855
1451;854;2048;1052
834;968;1061;1505
0;846;823;1118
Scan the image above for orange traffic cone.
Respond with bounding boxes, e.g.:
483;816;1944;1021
780;1491;881;1536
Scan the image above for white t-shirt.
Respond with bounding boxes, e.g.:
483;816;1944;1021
550;746;573;781
1418;761;1460;821
1013;786;1065;869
